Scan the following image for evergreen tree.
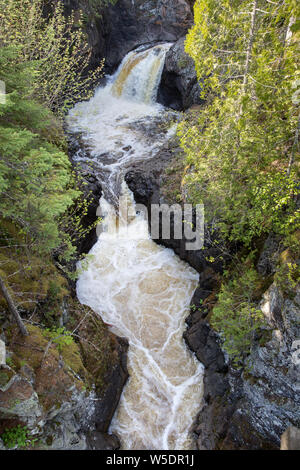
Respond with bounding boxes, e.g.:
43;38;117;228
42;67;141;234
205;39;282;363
0;1;102;333
179;0;299;245
179;0;299;361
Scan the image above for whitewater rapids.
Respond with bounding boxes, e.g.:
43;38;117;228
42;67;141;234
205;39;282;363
67;44;204;450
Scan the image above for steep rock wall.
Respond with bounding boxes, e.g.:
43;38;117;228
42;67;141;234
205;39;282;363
125;149;300;450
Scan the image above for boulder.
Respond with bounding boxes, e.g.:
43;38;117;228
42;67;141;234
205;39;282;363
158;37;203;110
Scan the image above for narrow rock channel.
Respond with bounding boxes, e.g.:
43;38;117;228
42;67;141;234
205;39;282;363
67;44;204;450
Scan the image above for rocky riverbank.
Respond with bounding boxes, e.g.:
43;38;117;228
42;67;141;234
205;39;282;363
124;139;300;450
0;288;128;450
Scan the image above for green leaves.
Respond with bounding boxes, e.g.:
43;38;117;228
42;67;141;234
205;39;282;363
1;425;36;449
42;326;74;353
180;0;300;245
180;0;299;365
0;0;105;116
211;261;267;364
0;6;99;264
0;105;79;255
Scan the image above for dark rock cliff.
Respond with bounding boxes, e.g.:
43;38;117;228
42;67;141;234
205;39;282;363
63;0;299;451
64;0;199;109
98;0;194;71
158;37;203;110
63;0;193;72
125;148;300;450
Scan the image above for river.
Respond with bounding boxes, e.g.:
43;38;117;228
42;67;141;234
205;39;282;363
67;44;204;450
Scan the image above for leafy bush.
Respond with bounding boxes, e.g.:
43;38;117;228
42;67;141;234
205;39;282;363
274;260;300;296
0;2;100;267
42;326;74;352
211;262;267;365
1;425;37;449
179;0;300;246
0;0;105;115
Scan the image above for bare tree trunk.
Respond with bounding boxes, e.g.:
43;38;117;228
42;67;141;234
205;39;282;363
287;113;300;177
242;0;258;93
231;0;258;194
0;275;28;336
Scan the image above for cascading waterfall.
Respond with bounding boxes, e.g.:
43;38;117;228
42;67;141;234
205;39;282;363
67;44;204;450
67;44;173;203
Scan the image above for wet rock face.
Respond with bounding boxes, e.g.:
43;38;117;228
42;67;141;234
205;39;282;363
101;0;194;71
93;336;129;433
63;0;193;73
158;37;203;110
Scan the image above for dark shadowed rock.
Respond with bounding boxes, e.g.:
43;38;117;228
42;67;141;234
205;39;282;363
158;37;203;110
101;0;194;71
257;233;282;276
94;336;129;433
87;431;120;450
184;322;227;374
74;307;129;434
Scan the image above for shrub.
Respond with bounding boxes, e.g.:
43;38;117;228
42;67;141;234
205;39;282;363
1;425;37;449
42;326;74;352
211;262;267;365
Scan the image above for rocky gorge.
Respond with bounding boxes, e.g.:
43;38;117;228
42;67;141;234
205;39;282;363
125;139;300;449
72;0;299;450
0;0;299;451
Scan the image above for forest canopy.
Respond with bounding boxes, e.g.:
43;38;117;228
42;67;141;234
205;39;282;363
0;0;105;259
179;0;299;246
179;0;299;361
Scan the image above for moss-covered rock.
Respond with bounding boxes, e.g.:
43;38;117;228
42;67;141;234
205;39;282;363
64;300;129;432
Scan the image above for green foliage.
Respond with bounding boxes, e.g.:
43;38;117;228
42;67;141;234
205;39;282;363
274;259;300;295
42;326;74;352
211;260;267;364
179;0;300;246
0;2;100;280
1;425;37;449
0;98;79;256
5;356;13;367
0;0;105;115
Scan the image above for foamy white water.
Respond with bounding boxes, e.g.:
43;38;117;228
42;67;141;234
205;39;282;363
67;44;173;202
68;44;204;450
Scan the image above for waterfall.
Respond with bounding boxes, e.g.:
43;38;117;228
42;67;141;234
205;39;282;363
67;44;172;203
67;45;204;450
111;46;169;104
